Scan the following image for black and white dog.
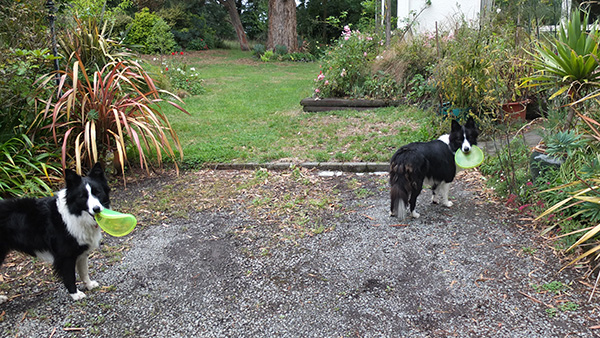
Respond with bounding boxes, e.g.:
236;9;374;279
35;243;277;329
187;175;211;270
389;117;479;219
0;163;110;303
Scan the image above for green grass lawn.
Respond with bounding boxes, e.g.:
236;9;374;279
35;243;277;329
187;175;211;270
161;49;445;167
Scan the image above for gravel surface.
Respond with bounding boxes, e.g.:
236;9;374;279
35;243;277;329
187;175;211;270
1;169;599;337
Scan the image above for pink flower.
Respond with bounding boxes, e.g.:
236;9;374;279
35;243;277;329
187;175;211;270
344;36;349;41
317;71;325;81
324;80;329;85
364;52;367;57
344;25;350;32
180;51;184;55
340;69;346;77
315;88;320;93
172;52;175;55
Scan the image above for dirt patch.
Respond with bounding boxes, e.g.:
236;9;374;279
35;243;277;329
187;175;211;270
1;168;599;337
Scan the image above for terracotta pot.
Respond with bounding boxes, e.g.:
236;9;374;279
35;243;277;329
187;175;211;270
500;100;529;122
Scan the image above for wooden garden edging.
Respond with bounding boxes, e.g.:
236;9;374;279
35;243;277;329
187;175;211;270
300;98;400;112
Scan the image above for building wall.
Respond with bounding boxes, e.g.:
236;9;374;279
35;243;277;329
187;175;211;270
396;0;492;34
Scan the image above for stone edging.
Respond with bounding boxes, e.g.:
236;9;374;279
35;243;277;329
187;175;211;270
210;162;389;173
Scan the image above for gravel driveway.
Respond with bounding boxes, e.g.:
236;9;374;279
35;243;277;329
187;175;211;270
1;168;599;337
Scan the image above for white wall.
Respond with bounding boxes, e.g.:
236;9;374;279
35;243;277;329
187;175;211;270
396;0;491;34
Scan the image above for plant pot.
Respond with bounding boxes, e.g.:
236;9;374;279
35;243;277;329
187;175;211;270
500;100;529;122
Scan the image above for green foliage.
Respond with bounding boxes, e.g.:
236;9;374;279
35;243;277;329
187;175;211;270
59;16;133;73
253;44;266;57
0;135;61;198
361;71;401;100
524;10;600;100
0;48;58;142
165;7;221;51
544;131;587;158
313;26;382;98
480;136;532;203
146;19;178;55
35;52;189;177
274;44;288;56
433;16;529;113
126;8;177;54
260;50;275;62
160;53;205;96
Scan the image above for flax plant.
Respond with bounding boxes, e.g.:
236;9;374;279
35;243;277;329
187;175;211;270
35;52;189;178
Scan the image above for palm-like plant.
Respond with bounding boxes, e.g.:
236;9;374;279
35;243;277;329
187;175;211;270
523;10;600;129
35;52;189;177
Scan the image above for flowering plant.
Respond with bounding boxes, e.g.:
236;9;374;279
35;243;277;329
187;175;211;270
313;25;383;98
160;52;205;96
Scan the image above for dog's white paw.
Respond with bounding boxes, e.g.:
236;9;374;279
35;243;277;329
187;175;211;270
431;195;439;204
443;201;453;207
85;280;99;290
0;295;8;304
411;211;420;219
70;290;87;301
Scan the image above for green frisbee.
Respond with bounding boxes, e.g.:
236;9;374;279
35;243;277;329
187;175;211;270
94;209;137;237
455;145;485;169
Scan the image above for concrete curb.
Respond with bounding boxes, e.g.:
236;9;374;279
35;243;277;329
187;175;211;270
209;162;389;173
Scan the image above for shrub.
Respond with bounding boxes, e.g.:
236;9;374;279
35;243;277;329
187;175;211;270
274;44;288;56
35;53;189;177
126;8;177;54
253;44;266;57
188;38;209;51
146;19;178;54
314;25;382;98
0;48;58;142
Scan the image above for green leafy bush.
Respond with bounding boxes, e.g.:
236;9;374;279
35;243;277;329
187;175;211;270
0;48;58;142
314;25;382;98
126;8;177;54
253;44;266;57
146;19;178;54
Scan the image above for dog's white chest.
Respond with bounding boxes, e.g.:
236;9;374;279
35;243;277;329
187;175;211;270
56;190;102;249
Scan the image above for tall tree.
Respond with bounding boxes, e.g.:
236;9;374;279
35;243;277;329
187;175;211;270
218;0;250;51
267;0;297;52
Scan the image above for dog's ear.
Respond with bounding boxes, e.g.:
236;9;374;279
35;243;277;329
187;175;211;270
465;116;476;128
64;169;82;189
87;162;107;182
451;119;462;132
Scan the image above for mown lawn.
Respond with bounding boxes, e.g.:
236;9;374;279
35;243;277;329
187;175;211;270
160;49;443;167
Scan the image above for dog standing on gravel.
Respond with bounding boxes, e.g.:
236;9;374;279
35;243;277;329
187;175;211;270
389;117;479;220
0;163;110;303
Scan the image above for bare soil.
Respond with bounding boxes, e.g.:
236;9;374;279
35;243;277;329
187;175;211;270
1;168;600;337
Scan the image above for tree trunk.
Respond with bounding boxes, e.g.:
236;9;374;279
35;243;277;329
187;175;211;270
267;0;298;52
219;0;250;51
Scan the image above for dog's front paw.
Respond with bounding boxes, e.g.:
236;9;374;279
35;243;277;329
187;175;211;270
0;295;8;304
85;280;99;290
70;290;87;301
411;211;420;219
443;201;453;207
